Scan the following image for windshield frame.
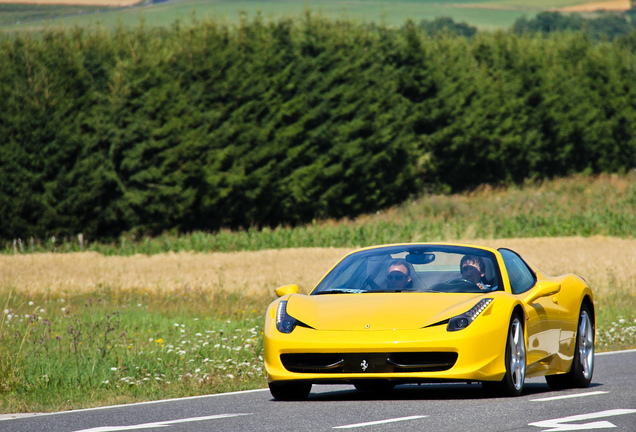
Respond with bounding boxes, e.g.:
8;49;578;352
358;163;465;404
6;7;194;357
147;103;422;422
310;244;503;295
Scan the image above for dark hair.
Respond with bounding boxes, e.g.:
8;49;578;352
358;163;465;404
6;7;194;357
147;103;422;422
460;255;485;273
388;259;410;276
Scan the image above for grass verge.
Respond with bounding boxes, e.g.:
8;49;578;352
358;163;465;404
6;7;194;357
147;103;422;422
0;289;267;413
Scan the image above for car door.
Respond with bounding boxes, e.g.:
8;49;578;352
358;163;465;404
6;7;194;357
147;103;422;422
499;249;562;373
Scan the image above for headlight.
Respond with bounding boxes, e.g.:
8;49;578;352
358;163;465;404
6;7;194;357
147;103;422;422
447;298;493;332
276;301;297;333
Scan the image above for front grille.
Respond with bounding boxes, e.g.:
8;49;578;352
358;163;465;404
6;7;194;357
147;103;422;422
281;352;457;374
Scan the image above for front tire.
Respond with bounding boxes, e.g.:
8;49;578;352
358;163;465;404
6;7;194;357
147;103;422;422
483;313;526;396
268;382;312;401
546;303;594;389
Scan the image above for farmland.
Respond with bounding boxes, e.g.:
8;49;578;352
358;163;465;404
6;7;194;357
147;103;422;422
1;0;630;30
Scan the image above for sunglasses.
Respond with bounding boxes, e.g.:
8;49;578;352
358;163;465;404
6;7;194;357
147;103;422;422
387;272;406;281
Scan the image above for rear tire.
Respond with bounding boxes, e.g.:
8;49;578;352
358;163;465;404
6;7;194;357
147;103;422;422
268;382;312;401
483;313;526;397
546;303;594;389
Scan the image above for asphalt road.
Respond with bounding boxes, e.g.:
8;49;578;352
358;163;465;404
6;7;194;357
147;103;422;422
2;349;635;432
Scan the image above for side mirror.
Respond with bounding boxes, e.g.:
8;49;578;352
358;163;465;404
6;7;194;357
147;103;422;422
275;284;299;297
523;280;561;304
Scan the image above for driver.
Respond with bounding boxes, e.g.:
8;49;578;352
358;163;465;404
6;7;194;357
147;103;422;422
387;260;412;290
460;255;490;290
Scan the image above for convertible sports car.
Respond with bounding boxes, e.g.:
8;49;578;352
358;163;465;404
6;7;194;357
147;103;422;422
264;243;595;400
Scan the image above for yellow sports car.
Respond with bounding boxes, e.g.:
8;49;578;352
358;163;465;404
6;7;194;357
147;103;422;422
264;243;595;400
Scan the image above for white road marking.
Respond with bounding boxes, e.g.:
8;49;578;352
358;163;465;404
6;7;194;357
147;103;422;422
0;388;268;421
70;413;252;432
333;415;428;429
596;348;636;356
528;409;636;431
531;391;609;402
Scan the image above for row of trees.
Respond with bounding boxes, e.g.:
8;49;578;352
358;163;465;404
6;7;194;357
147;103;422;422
513;11;636;40
1;15;636;242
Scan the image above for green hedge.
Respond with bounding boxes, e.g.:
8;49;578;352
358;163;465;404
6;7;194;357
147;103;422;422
1;16;635;241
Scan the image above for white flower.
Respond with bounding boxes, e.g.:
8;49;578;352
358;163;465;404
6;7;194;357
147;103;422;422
28;301;34;306
111;367;118;371
226;374;234;379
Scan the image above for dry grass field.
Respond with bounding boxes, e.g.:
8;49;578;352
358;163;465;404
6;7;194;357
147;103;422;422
2;237;634;300
559;0;631;12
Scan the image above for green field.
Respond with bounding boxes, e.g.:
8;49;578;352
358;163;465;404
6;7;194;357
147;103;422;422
0;0;596;31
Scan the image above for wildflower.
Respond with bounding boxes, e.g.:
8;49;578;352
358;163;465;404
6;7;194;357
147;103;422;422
29;301;34;306
226;374;235;379
111;367;118;371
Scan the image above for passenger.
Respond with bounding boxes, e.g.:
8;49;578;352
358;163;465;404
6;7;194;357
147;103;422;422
386;260;412;290
460;255;491;290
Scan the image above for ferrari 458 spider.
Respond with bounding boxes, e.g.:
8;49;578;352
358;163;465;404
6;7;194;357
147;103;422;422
264;243;595;400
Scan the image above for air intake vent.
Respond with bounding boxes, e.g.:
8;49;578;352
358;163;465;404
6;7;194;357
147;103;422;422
281;352;457;373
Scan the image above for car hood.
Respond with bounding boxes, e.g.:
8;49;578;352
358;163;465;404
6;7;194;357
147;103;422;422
286;292;487;331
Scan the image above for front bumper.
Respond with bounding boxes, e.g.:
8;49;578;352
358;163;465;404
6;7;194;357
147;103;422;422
264;318;508;384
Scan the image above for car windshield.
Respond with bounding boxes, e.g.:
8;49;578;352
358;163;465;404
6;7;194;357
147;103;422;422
311;245;502;295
